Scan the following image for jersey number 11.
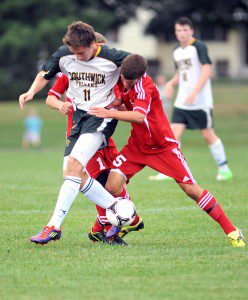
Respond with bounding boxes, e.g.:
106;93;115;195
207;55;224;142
83;89;91;101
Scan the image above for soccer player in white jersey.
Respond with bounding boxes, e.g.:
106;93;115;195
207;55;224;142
19;21;131;245
149;17;233;182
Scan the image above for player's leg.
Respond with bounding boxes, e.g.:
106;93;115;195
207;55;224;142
146;145;244;247
201;128;233;180
105;149;145;239
177;182;245;247
170;123;186;141
30;132;115;244
87;170;111;244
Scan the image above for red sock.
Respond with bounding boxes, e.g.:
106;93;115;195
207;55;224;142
92;205;107;232
197;190;235;234
92;218;104;233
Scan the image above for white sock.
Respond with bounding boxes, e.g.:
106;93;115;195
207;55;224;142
47;176;81;229
80;177;115;208
209;138;229;170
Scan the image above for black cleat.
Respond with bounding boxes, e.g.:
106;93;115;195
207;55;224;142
119;218;144;238
110;236;128;246
88;228;109;244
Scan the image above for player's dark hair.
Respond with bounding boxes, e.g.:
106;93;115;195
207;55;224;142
121;54;148;80
175;17;194;29
63;21;96;48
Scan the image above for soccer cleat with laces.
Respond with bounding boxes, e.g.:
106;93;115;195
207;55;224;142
216;169;233;181
227;228;245;247
148;173;173;181
30;226;61;245
119;218;144;238
88;228;109;244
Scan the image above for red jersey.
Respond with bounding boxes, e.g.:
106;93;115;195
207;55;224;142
48;73;116;147
120;73;177;153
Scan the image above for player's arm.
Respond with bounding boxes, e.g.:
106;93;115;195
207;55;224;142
46;95;72;115
19;72;49;109
185;42;212;104
186;64;211;101
46;74;72;115
89;108;145;124
19;45;70;109
164;72;179;100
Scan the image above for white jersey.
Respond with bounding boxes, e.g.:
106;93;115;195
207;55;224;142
42;45;129;111
173;38;213;110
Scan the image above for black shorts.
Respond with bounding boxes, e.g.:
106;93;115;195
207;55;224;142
64;108;118;157
171;107;213;130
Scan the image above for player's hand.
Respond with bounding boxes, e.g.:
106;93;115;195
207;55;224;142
106;98;123;109
59;102;73;115
184;93;196;105
88;107;112;118
19;91;34;109
164;83;174;100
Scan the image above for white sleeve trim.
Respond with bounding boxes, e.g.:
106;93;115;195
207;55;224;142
50;89;62;98
133;106;147;114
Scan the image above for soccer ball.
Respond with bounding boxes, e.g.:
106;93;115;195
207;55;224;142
106;198;136;227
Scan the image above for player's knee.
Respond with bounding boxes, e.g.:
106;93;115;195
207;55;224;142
200;129;209;140
105;181;121;197
201;129;217;144
184;184;202;201
66;157;82;176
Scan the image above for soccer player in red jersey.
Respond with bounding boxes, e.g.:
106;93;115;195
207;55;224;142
45;72;143;245
89;54;245;247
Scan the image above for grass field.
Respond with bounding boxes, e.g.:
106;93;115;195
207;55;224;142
0;82;248;299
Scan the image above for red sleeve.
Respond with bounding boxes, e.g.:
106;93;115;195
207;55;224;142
132;76;153;116
48;73;69;99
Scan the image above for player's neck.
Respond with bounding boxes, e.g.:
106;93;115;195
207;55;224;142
91;44;100;59
180;37;194;48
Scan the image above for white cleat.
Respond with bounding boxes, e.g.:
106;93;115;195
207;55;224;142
216;169;233;181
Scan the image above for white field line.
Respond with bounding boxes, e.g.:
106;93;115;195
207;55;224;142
0;205;238;216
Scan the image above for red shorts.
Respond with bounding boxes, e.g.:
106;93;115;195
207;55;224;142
112;142;196;184
86;146;119;179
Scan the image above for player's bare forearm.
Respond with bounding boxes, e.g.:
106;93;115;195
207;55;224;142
19;72;49;109
46;95;72;115
192;64;211;96
46;95;63;110
29;72;49;95
168;72;179;87
165;72;179;99
89;107;145;124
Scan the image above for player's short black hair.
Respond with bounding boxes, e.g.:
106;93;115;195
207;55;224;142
63;21;96;48
121;54;148;80
175;17;194;29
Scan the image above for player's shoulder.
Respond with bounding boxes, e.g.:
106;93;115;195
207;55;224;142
97;45;130;67
56;72;69;83
133;73;155;96
52;45;72;59
173;43;181;52
191;39;212;64
191;39;209;54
